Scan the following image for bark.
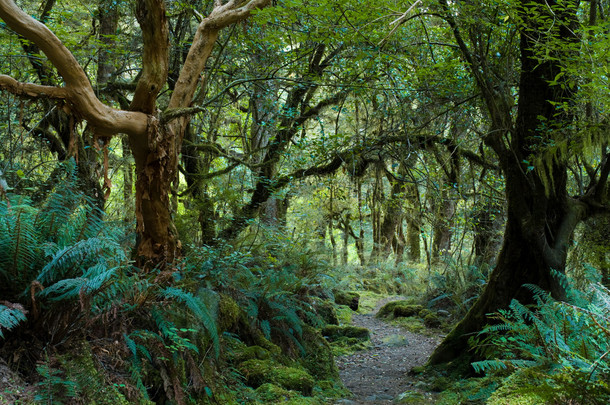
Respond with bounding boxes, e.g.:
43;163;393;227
393;222;407;265
431;196;456;261
371;167;406;262
341;213;350;265
472;201;504;268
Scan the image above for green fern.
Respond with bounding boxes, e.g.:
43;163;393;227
471;277;610;404
161;287;220;357
0;303;27;338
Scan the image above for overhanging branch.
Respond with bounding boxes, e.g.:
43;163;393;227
0;74;67;99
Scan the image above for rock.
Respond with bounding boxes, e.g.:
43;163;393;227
313;299;339;325
376;300;420;318
419;309;442;328
393;305;424;318
238;359;315;396
301;325;340;380
334;291;360;311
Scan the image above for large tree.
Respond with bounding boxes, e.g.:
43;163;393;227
429;0;610;363
0;0;270;268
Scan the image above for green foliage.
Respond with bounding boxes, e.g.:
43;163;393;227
35;362;78;405
182;233;331;353
0;161;126;337
0;304;27;338
471;280;610;404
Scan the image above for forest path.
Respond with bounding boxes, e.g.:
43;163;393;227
334;297;439;404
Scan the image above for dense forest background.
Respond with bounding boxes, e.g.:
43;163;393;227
0;0;608;404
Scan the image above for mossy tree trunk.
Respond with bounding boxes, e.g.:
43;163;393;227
429;0;609;364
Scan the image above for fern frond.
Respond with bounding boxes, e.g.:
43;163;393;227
160;287;219;357
0;303;27;338
0;201;41;290
38;265;118;302
36;237;124;285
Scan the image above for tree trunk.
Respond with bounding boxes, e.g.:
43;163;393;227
430;0;582;364
432;195;456;261
472;200;504;268
341;213;350;265
393;222;407;265
404;181;422;262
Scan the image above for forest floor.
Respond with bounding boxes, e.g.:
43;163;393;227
334;297;440;404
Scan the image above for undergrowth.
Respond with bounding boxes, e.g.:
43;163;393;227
470;276;610;404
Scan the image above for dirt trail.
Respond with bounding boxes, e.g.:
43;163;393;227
334;297;439;404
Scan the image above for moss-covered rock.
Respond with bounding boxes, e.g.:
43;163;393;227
238;359;315;395
376;300;418;318
255;383;292;402
300;325;339;380
394;304;424;318
334;291;360;311
321;325;370;342
421;312;442;328
231;344;272;363
312;299;339;325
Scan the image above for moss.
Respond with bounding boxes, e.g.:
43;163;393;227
428;376;452;392
376;300;418;318
392;316;425;333
335;305;353;325
231;344;271;363
487;372;549;405
217;294;242;332
421;312;442;328
333;291;360;311
279;397;323;404
328;336;371;356
321;325;370;342
238;359;315;395
394;304;424;318
252;332;283;358
300;325;339;380
312;299;339;325
255;383;292;402
395;390;428;404
58;342;137;405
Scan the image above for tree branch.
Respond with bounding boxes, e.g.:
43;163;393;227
0;74;67;99
0;0;148;137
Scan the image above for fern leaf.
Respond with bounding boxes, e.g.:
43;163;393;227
0;303;27;338
160;287;220;357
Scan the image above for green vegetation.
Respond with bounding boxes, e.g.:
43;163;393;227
0;0;609;403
